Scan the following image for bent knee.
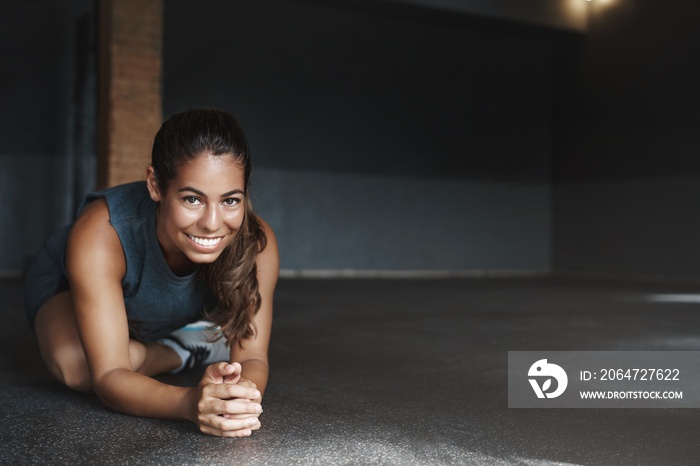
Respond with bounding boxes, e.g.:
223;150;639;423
47;344;93;393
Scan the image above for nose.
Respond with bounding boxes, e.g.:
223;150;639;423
198;203;221;232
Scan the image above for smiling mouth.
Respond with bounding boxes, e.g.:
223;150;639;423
186;234;224;247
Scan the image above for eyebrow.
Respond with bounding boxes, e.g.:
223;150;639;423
177;186;245;198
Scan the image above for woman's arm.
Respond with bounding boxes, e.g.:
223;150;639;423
66;200;261;436
231;219;280;400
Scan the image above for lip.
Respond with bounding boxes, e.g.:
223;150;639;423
185;233;225;252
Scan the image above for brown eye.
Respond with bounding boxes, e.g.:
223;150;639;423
223;198;240;206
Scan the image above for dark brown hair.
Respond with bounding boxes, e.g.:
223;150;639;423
151;108;266;347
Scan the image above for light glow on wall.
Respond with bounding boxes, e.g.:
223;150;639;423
567;0;619;31
564;0;588;28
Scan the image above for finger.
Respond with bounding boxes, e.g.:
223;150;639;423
204;382;260;401
202;362;240;384
199;424;253;438
222;405;263;419
198;392;261;417
223;414;262;433
224;362;242;382
235;377;257;390
197;415;261;436
216;399;263;416
198;395;261;417
222;372;241;384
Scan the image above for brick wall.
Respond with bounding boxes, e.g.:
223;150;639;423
97;0;163;188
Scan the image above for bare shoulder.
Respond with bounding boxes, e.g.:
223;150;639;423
256;218;279;280
66;198;126;281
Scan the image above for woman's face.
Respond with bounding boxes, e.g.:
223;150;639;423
147;153;246;274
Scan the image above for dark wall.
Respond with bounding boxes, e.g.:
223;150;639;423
164;0;553;183
553;0;700;277
1;0;571;274
1;2;67;154
163;0;556;272
8;0;699;278
0;0;95;273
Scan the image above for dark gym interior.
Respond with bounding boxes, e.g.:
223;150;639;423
3;0;700;464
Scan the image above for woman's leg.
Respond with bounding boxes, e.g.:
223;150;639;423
34;291;182;393
35;292;92;392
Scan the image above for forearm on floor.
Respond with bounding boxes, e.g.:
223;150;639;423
94;368;195;422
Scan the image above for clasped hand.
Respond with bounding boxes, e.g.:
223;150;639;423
189;362;262;437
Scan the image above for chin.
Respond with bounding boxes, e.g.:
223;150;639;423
187;250;225;264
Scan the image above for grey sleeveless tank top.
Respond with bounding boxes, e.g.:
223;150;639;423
26;181;212;342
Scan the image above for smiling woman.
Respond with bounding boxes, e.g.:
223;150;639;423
23;108;279;438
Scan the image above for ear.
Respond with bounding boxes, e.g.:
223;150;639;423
146;166;162;202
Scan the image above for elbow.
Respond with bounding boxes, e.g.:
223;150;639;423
92;381;116;411
91;368;129;411
62;370;93;394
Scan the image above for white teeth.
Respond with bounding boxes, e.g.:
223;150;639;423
187;234;222;247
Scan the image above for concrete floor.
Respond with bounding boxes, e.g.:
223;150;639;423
3;276;700;465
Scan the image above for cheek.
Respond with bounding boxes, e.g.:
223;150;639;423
168;207;199;230
226;211;245;230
